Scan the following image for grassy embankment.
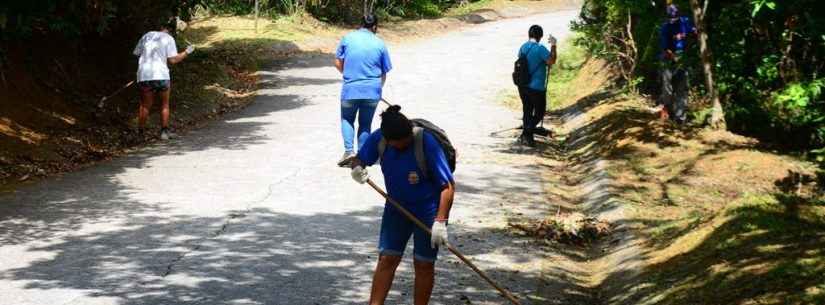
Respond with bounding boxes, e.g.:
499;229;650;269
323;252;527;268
544;40;825;305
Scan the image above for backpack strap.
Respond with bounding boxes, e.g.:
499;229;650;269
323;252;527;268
413;127;428;179
521;43;543;79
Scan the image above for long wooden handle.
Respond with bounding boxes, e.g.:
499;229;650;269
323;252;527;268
99;80;136;106
365;179;523;305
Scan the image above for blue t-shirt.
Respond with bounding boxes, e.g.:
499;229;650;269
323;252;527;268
517;41;552;91
357;129;454;212
336;29;393;101
660;17;696;59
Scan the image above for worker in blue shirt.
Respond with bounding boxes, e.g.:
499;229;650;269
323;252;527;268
659;4;697;124
349;105;455;305
516;25;556;147
336;14;393;166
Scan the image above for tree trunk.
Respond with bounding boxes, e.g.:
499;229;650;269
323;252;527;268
688;0;726;129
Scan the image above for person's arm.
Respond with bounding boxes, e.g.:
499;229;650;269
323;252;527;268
435;182;455;222
660;25;675;60
351;133;381;169
335;37;347;74
424;133;455;222
547;45;557;66
168;51;189;65
335;58;345;74
380;45;392;87
166;37;191;65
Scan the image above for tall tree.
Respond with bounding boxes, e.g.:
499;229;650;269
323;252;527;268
688;0;726;129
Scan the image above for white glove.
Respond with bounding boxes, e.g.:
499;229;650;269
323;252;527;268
351;166;369;184
547;34;557;46
185;44;195;54
431;220;449;249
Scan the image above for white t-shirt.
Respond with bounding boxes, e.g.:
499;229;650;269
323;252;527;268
133;31;178;82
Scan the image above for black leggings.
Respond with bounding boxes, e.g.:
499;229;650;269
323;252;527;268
518;87;546;138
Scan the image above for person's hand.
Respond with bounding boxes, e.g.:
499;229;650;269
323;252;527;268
431;220;449;249
674;33;685;40
185;44;195;54
547;34;557;46
351;166;369;184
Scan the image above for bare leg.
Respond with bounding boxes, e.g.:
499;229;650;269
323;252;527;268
413;260;435;305
369;255;402;305
159;88;171;129
138;89;154;129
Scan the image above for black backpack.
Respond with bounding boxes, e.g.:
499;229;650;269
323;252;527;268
512;44;537;87
378;118;456;179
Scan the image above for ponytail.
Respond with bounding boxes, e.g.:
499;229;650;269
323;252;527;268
380;105;413;140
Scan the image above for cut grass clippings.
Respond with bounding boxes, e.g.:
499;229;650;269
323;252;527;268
509;212;612;246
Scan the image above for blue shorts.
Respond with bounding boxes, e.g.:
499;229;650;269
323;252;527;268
379;203;439;262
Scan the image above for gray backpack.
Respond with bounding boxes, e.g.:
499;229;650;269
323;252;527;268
378;119;457;179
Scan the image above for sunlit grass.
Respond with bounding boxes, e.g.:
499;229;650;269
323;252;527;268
445;0;498;16
547;37;586;110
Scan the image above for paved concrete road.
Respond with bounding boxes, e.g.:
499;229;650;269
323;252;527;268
0;10;577;305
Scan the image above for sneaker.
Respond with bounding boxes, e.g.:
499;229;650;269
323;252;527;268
534;126;553;137
160;128;176;140
337;152;356;167
517;134;536;147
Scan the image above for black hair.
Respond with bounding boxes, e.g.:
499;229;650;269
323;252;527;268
161;16;177;31
528;25;543;40
362;14;379;29
380;105;413;141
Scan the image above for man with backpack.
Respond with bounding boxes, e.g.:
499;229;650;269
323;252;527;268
513;25;556;147
659;4;697;124
348;105;455;305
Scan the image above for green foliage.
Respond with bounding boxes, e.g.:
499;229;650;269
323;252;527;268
750;0;776;17
770;79;825;151
408;0;443;18
193;0;481;22
547;38;587;109
573;0;825;160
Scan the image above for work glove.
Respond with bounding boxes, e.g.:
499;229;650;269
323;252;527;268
351;166;369;184
431;220;449;249
547;34;557;46
185;44;195;54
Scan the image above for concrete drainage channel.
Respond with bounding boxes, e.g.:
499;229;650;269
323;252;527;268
537;98;646;305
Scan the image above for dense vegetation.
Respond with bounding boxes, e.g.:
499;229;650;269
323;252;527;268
572;0;825;162
185;0;479;22
0;0;480;73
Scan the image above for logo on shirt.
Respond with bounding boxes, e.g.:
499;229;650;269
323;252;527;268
408;171;420;185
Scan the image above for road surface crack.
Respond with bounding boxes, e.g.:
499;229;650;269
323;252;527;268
160;168;299;277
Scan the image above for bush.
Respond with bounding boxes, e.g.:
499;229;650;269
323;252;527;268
572;0;825;159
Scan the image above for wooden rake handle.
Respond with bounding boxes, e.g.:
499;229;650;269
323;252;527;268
365;179;524;305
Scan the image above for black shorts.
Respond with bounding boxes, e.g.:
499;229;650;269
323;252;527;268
139;80;171;93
